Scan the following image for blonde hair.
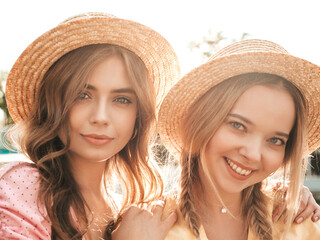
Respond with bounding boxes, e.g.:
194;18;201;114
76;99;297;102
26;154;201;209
179;72;307;239
8;44;163;239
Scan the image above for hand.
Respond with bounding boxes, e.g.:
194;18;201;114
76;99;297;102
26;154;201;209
112;202;177;240
272;184;320;223
293;186;320;223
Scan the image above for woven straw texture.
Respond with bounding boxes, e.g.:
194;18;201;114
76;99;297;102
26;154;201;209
158;39;320;157
6;12;180;123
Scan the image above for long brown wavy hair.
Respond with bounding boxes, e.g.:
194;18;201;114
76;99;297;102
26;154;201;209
8;44;163;239
179;73;307;240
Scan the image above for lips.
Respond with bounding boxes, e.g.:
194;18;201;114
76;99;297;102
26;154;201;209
225;157;253;176
81;134;113;146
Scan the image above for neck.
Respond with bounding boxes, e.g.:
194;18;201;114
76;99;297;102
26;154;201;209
193;183;248;240
192;167;250;240
195;166;243;217
194;182;243;218
68;154;108;196
67;154;115;240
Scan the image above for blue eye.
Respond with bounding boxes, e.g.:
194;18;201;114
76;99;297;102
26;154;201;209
269;137;285;146
77;92;90;100
230;122;245;130
115;97;131;104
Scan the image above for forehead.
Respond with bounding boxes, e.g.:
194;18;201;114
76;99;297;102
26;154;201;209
88;56;132;88
231;85;296;133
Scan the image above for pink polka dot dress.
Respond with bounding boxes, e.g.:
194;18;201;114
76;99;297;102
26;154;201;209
0;162;51;239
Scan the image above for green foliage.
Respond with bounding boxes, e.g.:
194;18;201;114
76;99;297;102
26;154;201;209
0;71;13;125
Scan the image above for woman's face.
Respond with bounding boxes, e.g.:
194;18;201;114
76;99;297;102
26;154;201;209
203;84;295;195
60;56;137;163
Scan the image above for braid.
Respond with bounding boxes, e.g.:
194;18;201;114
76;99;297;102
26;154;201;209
179;154;201;237
242;183;272;240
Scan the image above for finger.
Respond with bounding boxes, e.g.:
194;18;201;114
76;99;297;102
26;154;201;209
135;208;152;221
147;200;164;212
296;187;310;216
295;186;320;223
161;210;178;232
296;199;308;217
124;205;142;218
312;209;320;222
152;204;164;216
294;202;315;223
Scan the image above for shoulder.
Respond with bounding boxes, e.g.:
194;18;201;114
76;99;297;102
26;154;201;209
0;161;51;238
1;161;38;179
163;193;198;240
274;218;320;240
274;218;320;239
263;184;320;239
0;161;40;194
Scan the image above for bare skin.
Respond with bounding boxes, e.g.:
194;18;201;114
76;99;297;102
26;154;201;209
195;187;247;240
112;204;177;240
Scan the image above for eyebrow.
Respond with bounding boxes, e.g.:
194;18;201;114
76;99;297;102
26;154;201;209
228;113;290;139
274;132;290;139
228;113;253;124
85;84;136;94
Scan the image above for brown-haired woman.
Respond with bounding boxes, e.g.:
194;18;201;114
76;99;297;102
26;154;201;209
0;13;179;239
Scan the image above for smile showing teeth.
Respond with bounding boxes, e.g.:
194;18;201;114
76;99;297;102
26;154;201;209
226;158;252;176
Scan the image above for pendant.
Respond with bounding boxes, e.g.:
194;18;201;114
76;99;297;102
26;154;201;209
221;207;227;214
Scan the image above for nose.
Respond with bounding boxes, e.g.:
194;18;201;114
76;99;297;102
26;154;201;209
238;136;262;163
90;100;110;125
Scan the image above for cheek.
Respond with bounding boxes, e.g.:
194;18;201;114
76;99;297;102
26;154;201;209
263;152;284;173
68;105;87;129
207;126;239;154
61;105;87;143
114;109;137;136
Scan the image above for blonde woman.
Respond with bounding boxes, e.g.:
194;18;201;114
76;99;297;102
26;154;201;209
0;13;179;239
158;39;320;239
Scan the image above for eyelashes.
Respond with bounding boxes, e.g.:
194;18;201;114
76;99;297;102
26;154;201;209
114;97;132;104
268;137;285;146
228;120;286;146
230;121;245;131
76;91;133;105
77;92;90;100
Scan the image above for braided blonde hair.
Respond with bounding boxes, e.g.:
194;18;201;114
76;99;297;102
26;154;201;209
242;183;272;239
178;72;307;239
179;153;201;236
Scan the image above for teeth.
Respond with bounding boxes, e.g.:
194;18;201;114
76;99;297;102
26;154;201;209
226;158;252;176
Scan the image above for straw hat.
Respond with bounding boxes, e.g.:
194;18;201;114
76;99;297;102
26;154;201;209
158;39;320;156
6;12;180;123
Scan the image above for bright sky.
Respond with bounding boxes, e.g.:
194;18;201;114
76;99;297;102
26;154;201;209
1;0;320;75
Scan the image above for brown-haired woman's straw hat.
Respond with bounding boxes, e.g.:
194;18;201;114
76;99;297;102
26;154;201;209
6;12;180;123
158;39;320;156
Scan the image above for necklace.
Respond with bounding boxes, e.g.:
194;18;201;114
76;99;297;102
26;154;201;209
221;207;227;214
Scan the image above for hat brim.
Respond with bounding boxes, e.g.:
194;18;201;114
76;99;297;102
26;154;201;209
6;16;180;123
158;52;320;157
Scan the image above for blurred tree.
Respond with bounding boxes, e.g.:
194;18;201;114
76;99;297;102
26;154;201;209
188;30;250;63
0;70;13;125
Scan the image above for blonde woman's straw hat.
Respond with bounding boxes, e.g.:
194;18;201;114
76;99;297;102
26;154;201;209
6;12;180;123
158;39;320;156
